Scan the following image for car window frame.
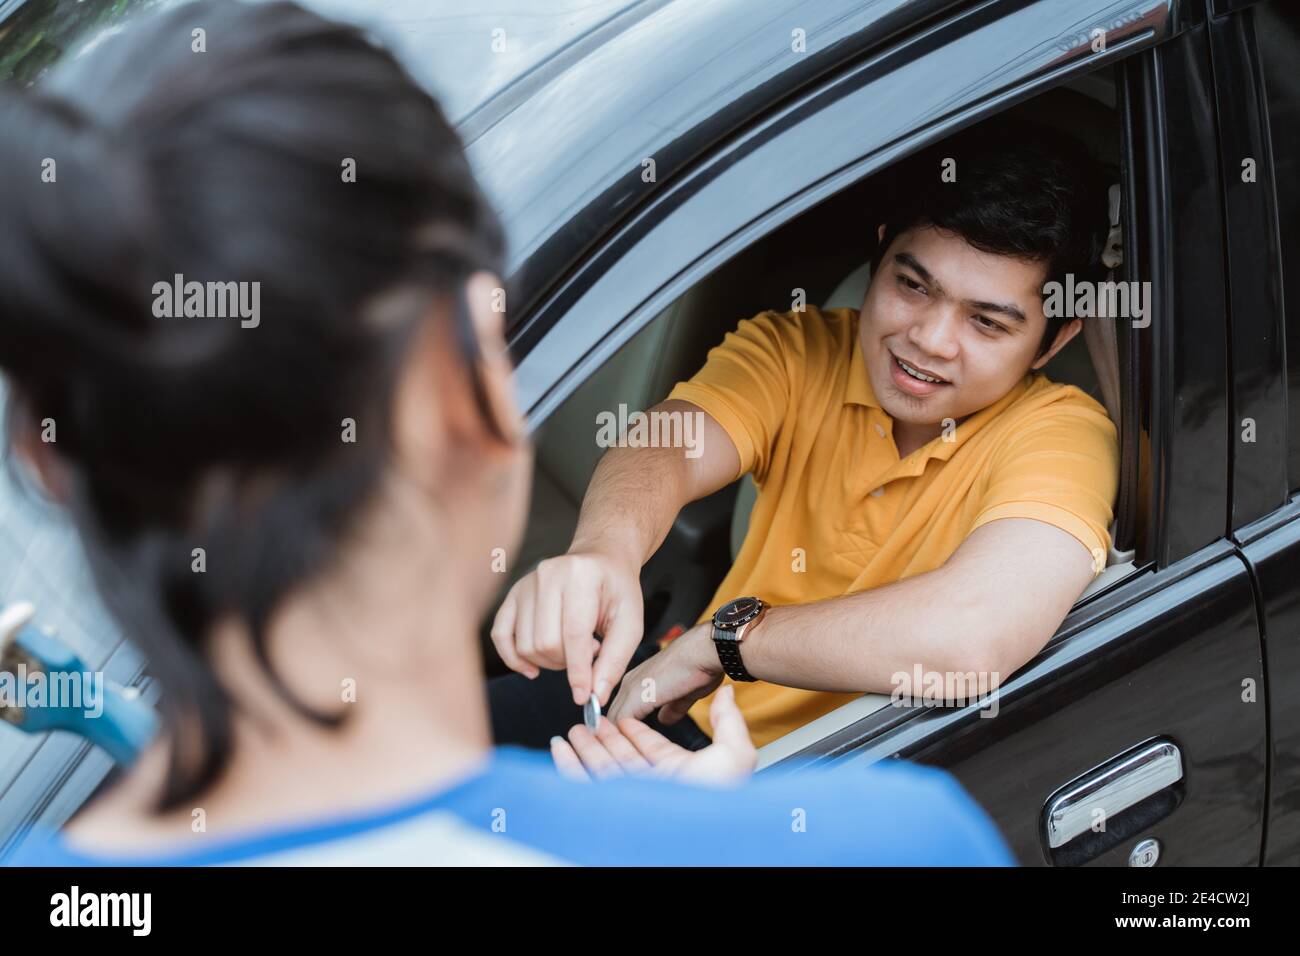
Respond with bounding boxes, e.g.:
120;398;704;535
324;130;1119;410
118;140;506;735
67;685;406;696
1247;0;1300;495
1206;2;1291;530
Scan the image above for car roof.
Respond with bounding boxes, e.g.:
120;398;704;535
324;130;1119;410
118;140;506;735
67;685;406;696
291;0;646;128
440;0;968;322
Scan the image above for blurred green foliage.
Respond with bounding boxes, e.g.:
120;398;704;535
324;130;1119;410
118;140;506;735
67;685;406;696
0;0;159;87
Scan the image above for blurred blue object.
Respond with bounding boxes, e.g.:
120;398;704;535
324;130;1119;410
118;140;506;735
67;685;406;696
1;602;158;767
0;383;150;859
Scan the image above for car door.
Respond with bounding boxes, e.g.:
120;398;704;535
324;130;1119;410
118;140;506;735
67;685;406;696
1211;0;1300;867
504;0;1265;864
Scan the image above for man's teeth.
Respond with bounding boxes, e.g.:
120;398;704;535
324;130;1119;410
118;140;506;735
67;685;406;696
897;357;944;384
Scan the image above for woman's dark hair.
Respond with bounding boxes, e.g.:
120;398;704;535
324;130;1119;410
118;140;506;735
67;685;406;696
871;117;1111;356
0;0;508;809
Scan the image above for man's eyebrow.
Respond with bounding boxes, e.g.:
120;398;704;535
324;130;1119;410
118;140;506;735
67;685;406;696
894;252;943;294
893;251;1026;325
966;298;1026;325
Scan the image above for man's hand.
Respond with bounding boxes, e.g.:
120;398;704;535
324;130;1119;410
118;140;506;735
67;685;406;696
489;551;644;706
551;684;755;785
606;622;723;726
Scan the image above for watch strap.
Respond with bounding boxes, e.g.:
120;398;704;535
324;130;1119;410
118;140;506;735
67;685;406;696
712;625;758;682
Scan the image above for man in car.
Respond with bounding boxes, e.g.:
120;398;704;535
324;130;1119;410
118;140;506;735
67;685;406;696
489;117;1119;760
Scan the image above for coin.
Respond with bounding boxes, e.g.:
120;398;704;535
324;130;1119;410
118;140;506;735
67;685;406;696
583;692;601;732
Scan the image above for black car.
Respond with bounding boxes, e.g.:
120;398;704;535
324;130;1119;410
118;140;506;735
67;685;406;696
1;0;1297;867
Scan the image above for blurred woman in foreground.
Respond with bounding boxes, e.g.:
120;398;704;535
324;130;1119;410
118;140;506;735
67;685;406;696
1;0;1011;865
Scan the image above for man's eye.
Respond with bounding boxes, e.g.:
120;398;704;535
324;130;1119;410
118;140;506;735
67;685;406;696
972;314;1004;333
896;274;926;295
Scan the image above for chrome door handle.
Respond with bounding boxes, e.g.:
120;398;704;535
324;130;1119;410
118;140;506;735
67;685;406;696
1043;739;1183;849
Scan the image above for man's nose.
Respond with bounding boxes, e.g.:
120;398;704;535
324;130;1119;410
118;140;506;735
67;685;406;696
906;307;961;363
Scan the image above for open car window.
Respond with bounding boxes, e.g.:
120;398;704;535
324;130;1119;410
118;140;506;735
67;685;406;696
499;57;1147;772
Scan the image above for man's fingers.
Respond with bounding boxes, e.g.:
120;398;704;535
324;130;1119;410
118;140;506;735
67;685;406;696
550;736;590;782
565;724;623;779
591;588;642;706
657;677;720;726
606;676;655;724
512;577;538;665
594;716;652;772
530;567;566;670
656;700;691;726
488;587;538;679
491;554;643;692
560;578;600;706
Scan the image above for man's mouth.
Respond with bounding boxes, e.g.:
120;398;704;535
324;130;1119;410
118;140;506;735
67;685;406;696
889;351;951;394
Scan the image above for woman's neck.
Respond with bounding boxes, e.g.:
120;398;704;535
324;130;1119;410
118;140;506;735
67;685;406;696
63;492;497;854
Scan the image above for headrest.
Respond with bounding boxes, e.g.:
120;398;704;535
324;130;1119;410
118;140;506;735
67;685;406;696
823;261;873;310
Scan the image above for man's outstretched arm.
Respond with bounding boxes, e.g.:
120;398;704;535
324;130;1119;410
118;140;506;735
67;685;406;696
567;401;739;576
490;401;741;706
609;516;1097;724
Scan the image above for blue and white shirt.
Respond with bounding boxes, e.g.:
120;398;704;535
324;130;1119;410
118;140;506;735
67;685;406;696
7;746;1014;866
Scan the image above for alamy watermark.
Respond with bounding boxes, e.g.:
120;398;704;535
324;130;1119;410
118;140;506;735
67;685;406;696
50;886;151;936
595;404;704;459
0;663;103;718
1043;273;1151;328
890;665;1000;718
152;273;260;328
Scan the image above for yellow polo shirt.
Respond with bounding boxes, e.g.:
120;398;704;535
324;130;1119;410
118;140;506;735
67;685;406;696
667;305;1119;747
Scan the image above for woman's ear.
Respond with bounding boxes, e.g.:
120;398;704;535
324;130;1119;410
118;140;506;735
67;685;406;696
461;270;524;447
390;272;525;489
11;409;71;503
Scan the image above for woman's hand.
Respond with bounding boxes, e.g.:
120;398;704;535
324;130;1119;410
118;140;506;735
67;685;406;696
550;684;755;785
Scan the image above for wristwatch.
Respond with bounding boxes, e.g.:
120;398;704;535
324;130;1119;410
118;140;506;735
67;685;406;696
710;596;768;682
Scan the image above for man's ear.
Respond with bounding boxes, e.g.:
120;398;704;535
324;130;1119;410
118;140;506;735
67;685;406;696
1031;318;1083;370
877;223;886;244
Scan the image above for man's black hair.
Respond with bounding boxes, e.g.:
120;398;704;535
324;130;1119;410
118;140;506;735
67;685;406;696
871;117;1111;356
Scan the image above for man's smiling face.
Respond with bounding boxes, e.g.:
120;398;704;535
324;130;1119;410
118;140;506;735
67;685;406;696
859;224;1080;432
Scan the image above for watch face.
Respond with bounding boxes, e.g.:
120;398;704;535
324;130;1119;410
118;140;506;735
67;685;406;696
716;596;762;628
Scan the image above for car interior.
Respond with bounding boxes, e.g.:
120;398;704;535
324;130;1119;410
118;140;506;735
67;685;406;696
486;66;1140;761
